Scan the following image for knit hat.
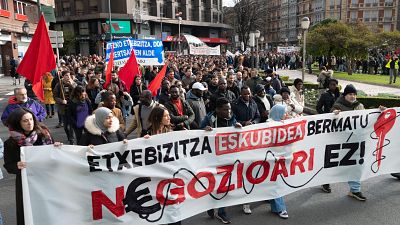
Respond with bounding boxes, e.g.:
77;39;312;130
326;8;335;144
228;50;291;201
279;86;290;95
269;104;286;121
342;84;357;96
254;84;265;94
95;107;112;132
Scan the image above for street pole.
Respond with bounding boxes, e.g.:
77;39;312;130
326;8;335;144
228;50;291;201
108;0;112;41
302;29;307;82
178;17;181;55
56;32;60;67
256;38;259;69
160;12;163;40
37;0;41;17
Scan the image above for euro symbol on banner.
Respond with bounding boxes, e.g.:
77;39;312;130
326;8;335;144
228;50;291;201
123;177;161;218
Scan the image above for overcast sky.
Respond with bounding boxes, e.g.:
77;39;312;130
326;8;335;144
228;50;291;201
223;0;235;7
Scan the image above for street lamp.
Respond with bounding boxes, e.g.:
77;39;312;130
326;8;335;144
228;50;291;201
178;15;182;55
255;30;261;69
22;22;30;36
301;17;310;82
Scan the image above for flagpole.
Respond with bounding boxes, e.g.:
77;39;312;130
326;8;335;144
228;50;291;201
108;0;112;41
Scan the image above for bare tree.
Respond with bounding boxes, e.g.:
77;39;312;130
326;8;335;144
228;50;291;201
231;0;265;49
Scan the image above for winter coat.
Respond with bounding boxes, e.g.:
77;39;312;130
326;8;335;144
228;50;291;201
1;97;46;125
86;87;102;110
232;97;261;125
246;76;263;94
274;94;303;119
210;90;236;111
186;90;207;128
79;114;125;146
3;133;52;225
253;95;274;123
200;112;237;129
130;83;147;106
331;95;365;112
164;99;195;130
289;86;305;107
68;99;93;129
43;75;55;104
125;101;163;137
316;89;340;114
317;70;333;89
53;81;77;115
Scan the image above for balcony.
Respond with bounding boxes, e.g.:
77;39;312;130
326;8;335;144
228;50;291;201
384;17;393;22
15;13;28;21
0;9;11;18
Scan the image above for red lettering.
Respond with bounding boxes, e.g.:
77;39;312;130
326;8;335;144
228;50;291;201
216;165;235;194
246;160;270;184
91;186;125;220
237;162;244;189
308;148;315;171
271;157;288;181
187;172;216;199
290;151;307;175
156;178;185;205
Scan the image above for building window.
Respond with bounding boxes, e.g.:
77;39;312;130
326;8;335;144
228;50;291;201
79;22;89;35
200;10;205;21
1;0;8;10
89;0;98;12
213;11;218;23
384;9;392;18
61;0;70;16
13;0;32;15
75;0;84;15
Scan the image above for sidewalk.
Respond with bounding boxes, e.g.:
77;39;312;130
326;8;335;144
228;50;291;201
279;69;400;96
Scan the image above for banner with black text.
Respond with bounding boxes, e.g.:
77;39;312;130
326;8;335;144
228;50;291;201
21;108;400;224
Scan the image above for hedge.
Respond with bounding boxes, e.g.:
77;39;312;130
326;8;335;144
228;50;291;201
357;97;400;109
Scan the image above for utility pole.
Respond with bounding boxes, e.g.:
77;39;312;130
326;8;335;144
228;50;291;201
108;0;112;41
37;0;41;17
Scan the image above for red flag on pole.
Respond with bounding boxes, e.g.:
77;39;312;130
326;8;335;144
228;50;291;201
103;46;114;89
148;62;168;97
118;49;141;92
16;15;56;101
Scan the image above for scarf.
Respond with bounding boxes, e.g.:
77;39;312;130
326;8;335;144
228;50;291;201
9;129;53;146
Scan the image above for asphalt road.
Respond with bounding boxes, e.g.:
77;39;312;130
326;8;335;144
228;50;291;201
0;75;399;225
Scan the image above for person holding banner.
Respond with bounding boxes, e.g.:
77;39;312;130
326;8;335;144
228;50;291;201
3;108;58;225
200;97;242;224
79;107;125;146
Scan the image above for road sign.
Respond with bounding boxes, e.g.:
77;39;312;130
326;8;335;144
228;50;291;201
48;30;64;67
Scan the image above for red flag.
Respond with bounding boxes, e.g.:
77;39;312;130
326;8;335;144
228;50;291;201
148;63;168;97
103;47;114;89
16;15;56;101
118;49;141;92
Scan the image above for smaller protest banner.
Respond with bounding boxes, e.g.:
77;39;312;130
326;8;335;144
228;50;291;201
106;39;164;66
189;44;221;56
277;46;301;54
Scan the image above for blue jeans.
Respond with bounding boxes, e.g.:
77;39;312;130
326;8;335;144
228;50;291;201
270;197;286;213
348;181;361;193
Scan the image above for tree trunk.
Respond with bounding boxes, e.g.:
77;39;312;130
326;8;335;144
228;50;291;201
347;58;353;75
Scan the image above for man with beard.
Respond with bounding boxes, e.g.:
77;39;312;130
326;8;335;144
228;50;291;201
158;79;171;105
210;78;236;111
253;84;273;123
207;74;219;95
186;82;207;129
125;90;163;138
100;91;126;132
164;85;195;130
200;97;242;224
226;72;240;98
245;68;263;93
232;86;260;126
105;71;127;92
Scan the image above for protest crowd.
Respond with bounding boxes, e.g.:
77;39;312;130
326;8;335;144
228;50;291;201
1;50;400;225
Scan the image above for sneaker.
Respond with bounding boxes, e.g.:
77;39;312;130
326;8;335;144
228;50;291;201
277;210;289;219
215;212;231;224
243;204;252;214
348;192;367;201
206;209;214;218
321;184;331;193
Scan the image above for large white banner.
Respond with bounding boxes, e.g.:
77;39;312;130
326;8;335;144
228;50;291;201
277;46;300;54
22;108;400;224
189;44;221;55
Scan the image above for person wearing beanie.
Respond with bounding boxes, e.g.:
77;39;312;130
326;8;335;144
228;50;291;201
253;84;273;122
79;107;125;146
273;86;303;119
323;84;366;200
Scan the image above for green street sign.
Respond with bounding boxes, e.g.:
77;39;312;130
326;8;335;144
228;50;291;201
106;20;132;34
41;5;56;23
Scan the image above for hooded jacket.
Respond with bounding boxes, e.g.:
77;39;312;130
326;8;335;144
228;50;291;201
1;97;46;125
79;114;125;146
331;95;365;112
186;90;207;128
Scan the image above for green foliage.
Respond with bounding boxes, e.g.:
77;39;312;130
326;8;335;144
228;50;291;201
281;76;289;81
309;18;338;31
58;30;76;56
357;97;400;109
376;31;400;49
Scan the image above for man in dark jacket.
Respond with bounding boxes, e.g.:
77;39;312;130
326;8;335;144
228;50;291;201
253;84;273;123
316;79;340;114
164;85;195;130
1;87;46;125
186;82;207;129
245;68;263;94
227;72;240;98
210;78;236;111
232;86;260;126
158;79;170;105
200;97;241;224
